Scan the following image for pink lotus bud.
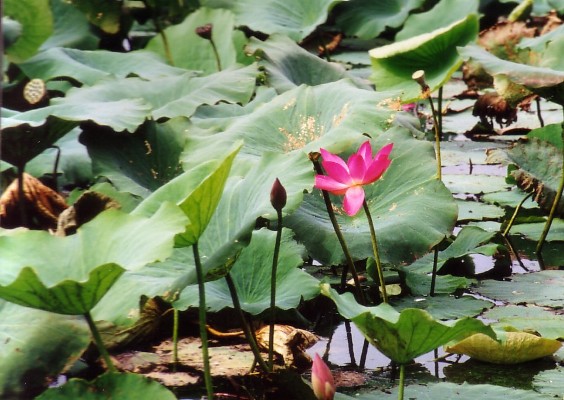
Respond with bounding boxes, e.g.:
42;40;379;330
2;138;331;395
270;178;287;211
195;23;213;40
311;354;335;400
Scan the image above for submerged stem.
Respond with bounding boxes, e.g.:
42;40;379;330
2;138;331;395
311;156;367;304
84;311;116;373
225;273;270;373
363;200;388;303
194;242;214;400
269;208;283;370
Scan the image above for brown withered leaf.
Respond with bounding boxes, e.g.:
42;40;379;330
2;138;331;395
255;324;318;368
472;91;518;128
56;191;119;236
0;173;67;230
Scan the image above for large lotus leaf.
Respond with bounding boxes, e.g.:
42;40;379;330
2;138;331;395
0;203;187;314
505;136;563;216
286;126;458;266
80;120;186;198
182;80;402;171
370;15;479;102
133;142;241;246
335;0;424;40
175;228;319;314
396;0;479;40
246;35;367;93
509;219;564;241
392;295;493;320
0;111;77;167
67;0;122;34
39;0;98;50
4;0;53;62
36;372;176;400
458;44;564;104
322;283;496;364
484;305;564;340
0;301;90;398
18;48;188;86
446;331;562;364
475;270;564;307
93;152;313;326
398;226;500;295
146;7;246;74
533;367;564;398
378;382;550;399
206;0;342;42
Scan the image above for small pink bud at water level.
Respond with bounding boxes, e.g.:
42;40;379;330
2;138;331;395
270;178;287;211
311;353;335;400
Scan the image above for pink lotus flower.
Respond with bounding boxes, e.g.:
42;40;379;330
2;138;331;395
311;353;335;400
315;141;393;216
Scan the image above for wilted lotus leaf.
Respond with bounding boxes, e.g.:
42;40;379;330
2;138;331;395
255;324;318;368
446;331;562;364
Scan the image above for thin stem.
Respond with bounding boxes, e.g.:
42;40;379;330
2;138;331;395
536;116;564;255
172;308;179;371
363;200;388;303
359;339;369;369
17;165;27;227
398;364;405;400
344;320;357;366
225;273;270;373
50;145;61;192
194;242;214;400
536;97;545;127
209;39;222;72
154;18;174;66
84;311;116;373
429;246;439;297
269;208;283;370
311;157;367;304
427;95;442;181
503;192;534;236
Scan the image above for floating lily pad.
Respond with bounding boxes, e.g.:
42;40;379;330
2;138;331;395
533;367;564;397
509;218;564;241
392;295;494;320
456;199;506;222
446;331;562;364
443;174;512;194
484;305;564;340
475;270;564;307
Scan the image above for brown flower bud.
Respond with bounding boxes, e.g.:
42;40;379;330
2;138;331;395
195;23;213;40
270;178;287;211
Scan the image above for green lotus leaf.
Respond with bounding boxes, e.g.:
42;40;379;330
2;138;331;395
335;0;424;40
286;126;457;266
36;372;176;400
18;48;188;86
484;305;564;340
206;0;342;42
4;0;53;62
67;0;122;34
133;141;242;246
146;7;248;74
509;219;564;241
396;0;479;40
446;331;562;364
456;199;505;222
533;367;564;398
2;17;22;49
504;128;563;216
370;15;479;102
476;270;564;308
398;226;501;295
0;111;77;168
80;120;186;198
246;35;367;93
0;203;187;314
322;283;496;364
0;301;90;398
458;44;564;104
175;228;319;314
392;295;493;320
39;0;98;50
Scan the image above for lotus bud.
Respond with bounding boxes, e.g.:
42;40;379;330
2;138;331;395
195;23;213;40
270;178;287;211
311;353;335;400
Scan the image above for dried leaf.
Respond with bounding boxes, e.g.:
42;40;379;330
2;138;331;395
56;191;119;236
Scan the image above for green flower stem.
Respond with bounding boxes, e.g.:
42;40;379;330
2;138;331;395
193;242;214;400
311;157;367;305
398;364;406;400
172;308;179;371
503;192;534;237
536;118;564;255
209;39;222;72
225;273;270;373
84;311;116;373
268;208;283;370
154;18;174;66
429;246;439;297
363;200;388;303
